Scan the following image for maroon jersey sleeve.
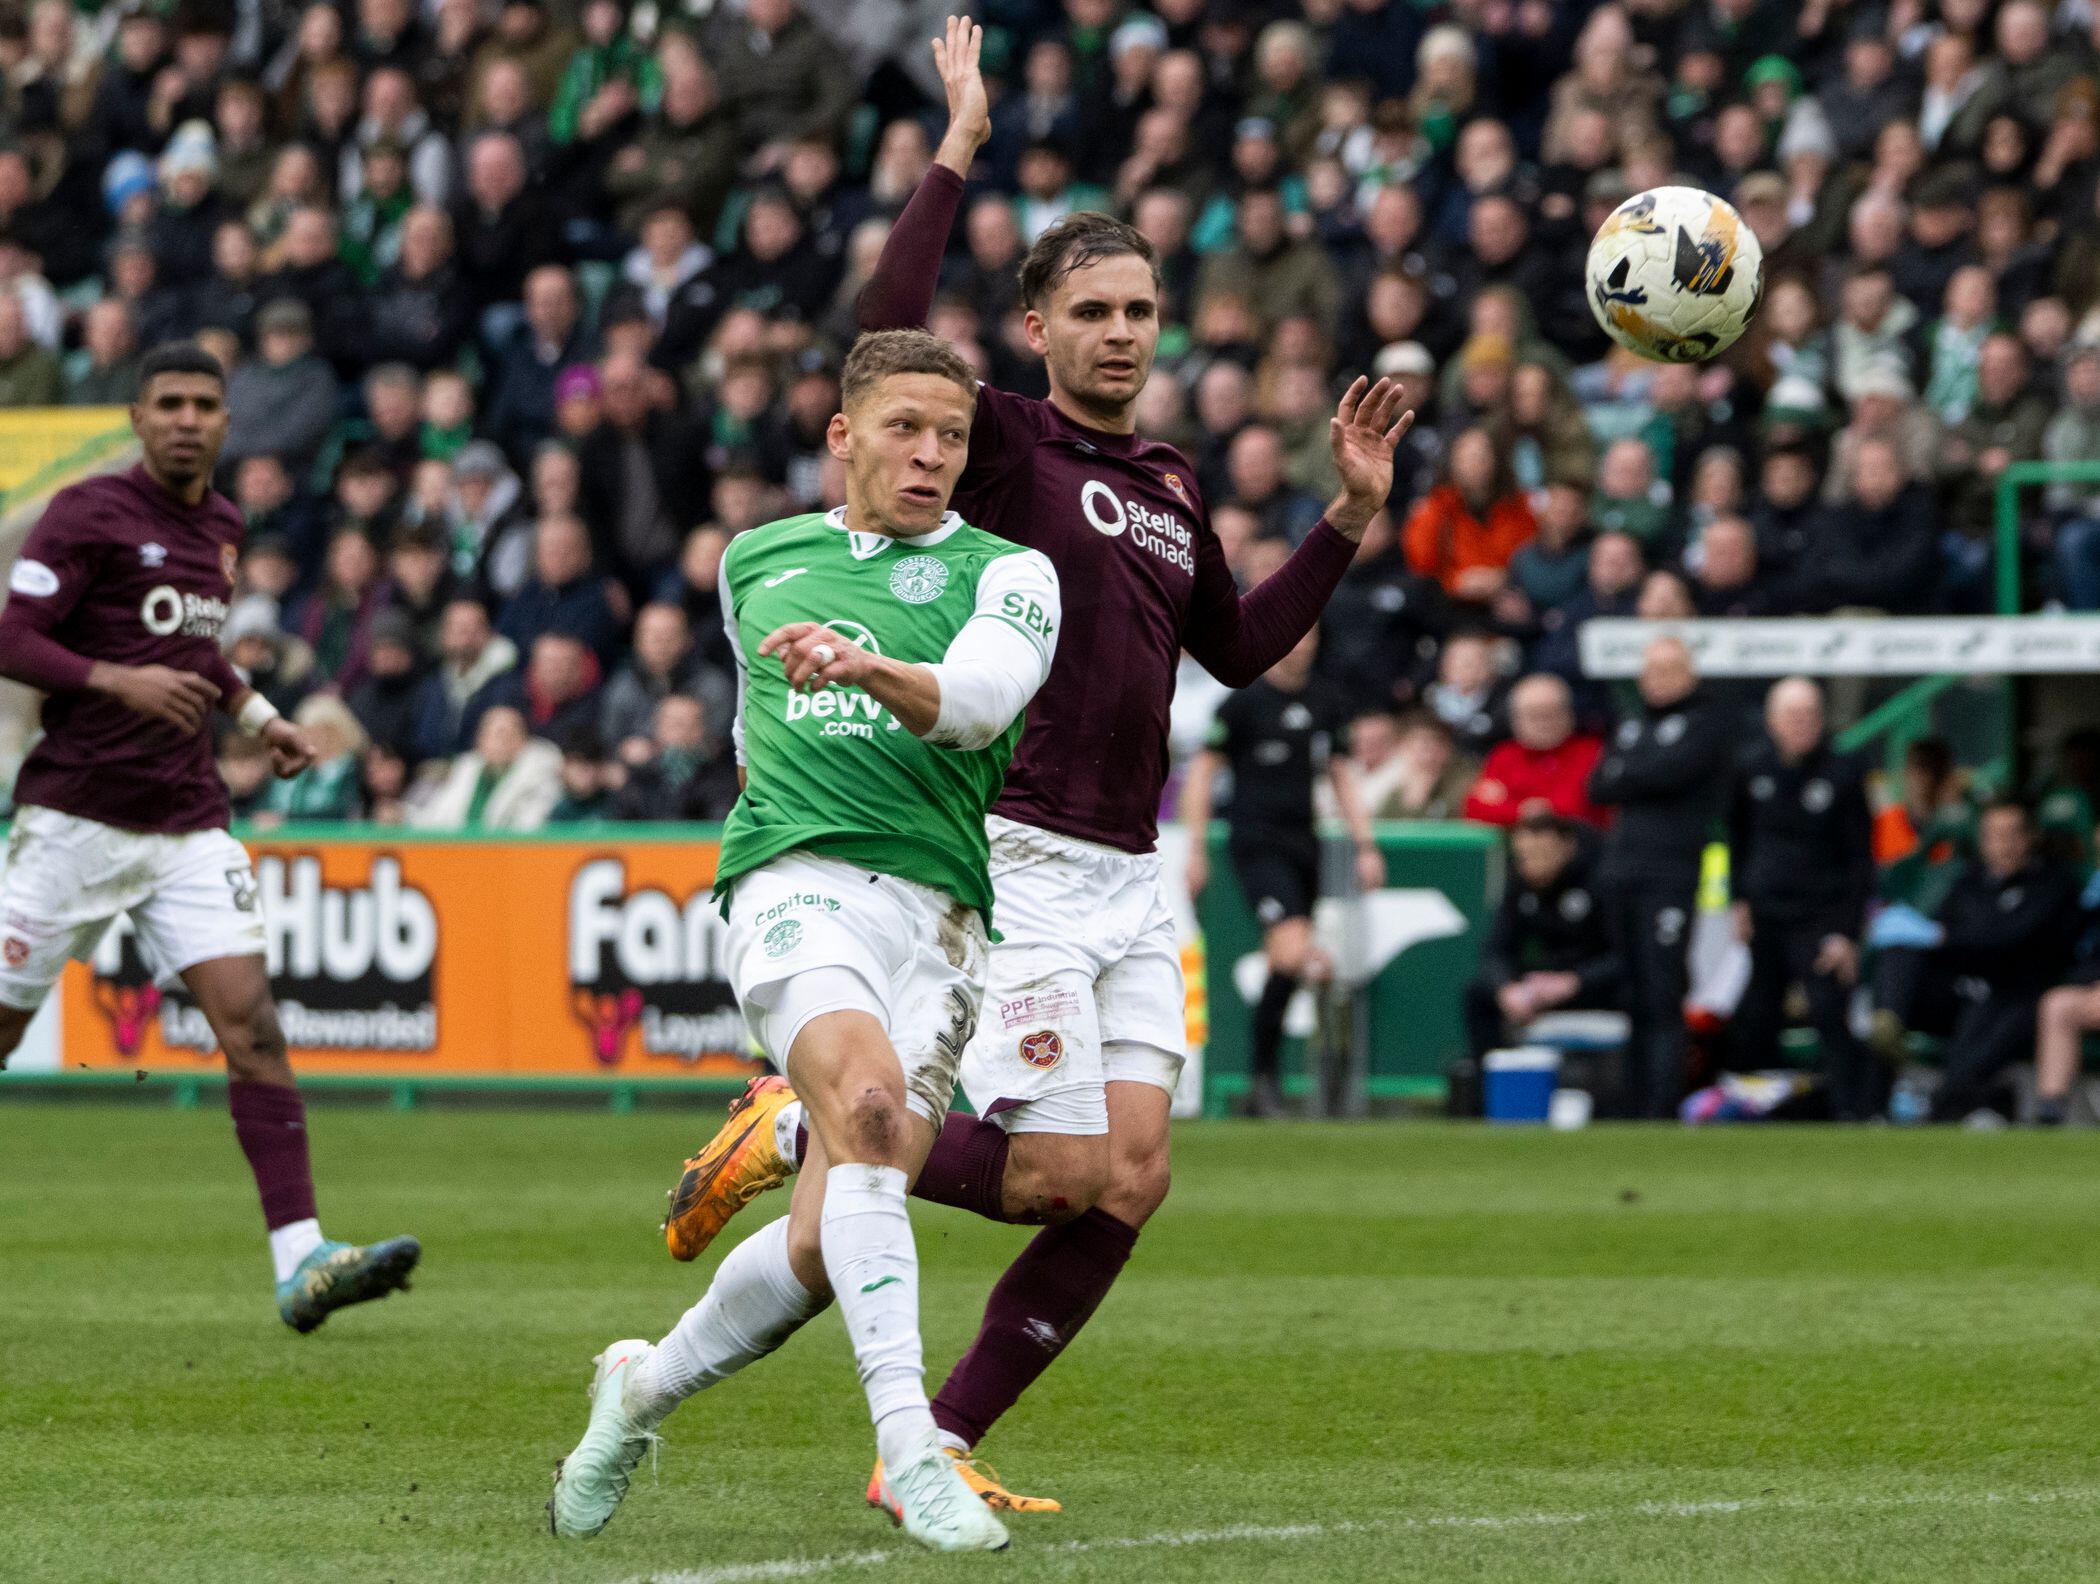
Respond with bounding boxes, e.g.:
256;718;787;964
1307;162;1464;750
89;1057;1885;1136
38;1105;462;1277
855;165;1032;510
0;488;105;694
1183;517;1358;688
856;165;964;332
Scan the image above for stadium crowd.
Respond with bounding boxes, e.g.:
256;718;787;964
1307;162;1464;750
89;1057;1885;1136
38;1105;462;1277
1;0;2099;1114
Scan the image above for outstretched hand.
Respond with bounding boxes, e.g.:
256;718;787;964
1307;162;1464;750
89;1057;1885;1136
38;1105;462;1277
1325;376;1415;540
931;15;990;167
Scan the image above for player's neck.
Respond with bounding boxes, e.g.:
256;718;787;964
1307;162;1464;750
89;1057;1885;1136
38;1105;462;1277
143;461;210;508
839;500;925;541
1046;382;1138;438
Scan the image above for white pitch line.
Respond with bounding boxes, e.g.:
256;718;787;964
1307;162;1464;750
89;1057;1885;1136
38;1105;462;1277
611;1486;2100;1584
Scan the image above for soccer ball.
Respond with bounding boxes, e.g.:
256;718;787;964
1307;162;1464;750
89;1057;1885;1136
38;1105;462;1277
1585;186;1764;363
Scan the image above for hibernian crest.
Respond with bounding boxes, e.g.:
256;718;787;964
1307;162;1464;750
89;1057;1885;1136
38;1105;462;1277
889;555;949;605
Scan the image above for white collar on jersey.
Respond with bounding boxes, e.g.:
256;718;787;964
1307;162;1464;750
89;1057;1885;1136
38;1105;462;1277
825;504;962;560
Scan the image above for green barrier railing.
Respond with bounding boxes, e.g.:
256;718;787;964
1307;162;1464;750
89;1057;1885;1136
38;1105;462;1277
1995;459;2100;614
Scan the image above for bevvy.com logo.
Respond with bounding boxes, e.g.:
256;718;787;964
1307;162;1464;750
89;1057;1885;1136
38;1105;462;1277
568;859;752;1067
91;855;438;1053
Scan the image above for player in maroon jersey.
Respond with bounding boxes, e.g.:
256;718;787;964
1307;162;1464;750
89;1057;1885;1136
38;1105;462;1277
0;343;420;1331
662;20;1411;1514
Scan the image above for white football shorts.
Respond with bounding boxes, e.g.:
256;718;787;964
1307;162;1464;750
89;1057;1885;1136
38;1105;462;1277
0;805;266;1010
957;816;1188;1136
724;850;988;1128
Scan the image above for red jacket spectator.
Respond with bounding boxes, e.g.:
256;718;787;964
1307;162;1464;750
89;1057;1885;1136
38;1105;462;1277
1401;428;1538;598
1465;734;1607;827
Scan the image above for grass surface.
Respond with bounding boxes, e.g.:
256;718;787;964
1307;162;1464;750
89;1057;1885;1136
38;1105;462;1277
4;1107;2100;1583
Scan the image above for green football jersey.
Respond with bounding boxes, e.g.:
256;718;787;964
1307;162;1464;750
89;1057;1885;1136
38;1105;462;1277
714;507;1059;918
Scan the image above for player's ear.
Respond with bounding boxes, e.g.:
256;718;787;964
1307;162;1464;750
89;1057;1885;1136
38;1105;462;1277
1021;307;1050;356
826;410;853;462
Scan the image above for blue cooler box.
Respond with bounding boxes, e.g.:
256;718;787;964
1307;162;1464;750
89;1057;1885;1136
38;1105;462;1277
1483;1047;1562;1124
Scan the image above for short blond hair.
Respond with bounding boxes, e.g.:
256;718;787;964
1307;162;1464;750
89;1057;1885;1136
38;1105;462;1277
840;329;976;413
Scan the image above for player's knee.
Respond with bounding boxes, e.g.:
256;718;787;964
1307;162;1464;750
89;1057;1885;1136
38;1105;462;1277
222;1002;288;1078
1099;1140;1171;1226
839;1083;906;1161
1003;1132;1109;1222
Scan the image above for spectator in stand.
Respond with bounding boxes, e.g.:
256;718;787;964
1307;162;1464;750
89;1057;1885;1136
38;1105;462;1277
598;601;728;760
1464;673;1606;830
576;351;709;598
499;512;622;662
613;693;739;822
1465;810;1622;1061
66;300;143;406
1535;530;1644;698
484;264;593;462
1589;437;1673;556
1344;709;1475;821
1422;629;1508;757
384;522;458;657
547;726;615;823
0;291;60;406
258;695;369;824
2047;346;2100;609
1317;507;1449;715
1870;799;2082;1124
1504;477;1594;624
223;298;339;476
345;610;429;759
1691;515;1784;617
413;595;518;761
363;205;472;370
413;702;564;830
289;526;392;690
702;0;855;159
1796;436;1940;615
1401;425;1536;605
1225;422;1324;544
446;440;532;598
474;630;604;744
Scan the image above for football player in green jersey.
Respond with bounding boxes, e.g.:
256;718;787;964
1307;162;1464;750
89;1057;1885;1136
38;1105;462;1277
549;329;1059;1555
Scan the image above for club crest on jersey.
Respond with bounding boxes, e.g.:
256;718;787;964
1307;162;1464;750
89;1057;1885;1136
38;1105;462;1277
139;542;167;568
221;544;238;587
1163;472;1191;508
889;554;949;605
3;935;27;967
1018;1028;1064;1069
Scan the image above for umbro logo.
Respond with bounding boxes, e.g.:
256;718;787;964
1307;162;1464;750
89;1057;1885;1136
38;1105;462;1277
139;543;167;567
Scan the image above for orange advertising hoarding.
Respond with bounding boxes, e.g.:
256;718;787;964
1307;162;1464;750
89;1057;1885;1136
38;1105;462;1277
58;831;766;1079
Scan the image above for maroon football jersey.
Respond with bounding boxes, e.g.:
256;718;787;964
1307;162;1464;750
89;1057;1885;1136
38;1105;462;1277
1;466;245;832
863;166;1358;853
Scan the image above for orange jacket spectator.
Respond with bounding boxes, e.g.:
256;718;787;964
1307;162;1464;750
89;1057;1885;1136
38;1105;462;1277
1402;485;1537;598
1464;733;1608;828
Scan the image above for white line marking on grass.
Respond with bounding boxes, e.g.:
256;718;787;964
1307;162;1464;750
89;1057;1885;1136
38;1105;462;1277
613;1487;2100;1584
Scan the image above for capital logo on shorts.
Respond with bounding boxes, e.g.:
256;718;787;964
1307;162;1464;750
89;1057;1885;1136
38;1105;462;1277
2;936;26;967
889;555;949;604
1018;1028;1064;1069
763;919;803;959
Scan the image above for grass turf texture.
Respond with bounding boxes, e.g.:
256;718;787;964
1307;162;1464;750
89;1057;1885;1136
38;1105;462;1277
5;1110;2100;1583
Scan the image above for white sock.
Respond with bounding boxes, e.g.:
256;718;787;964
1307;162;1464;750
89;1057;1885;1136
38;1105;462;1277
268;1218;323;1284
775;1100;805;1172
937;1430;971;1456
821;1163;937;1471
629;1217;825;1424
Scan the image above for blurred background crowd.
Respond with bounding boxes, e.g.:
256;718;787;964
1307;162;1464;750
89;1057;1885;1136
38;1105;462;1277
0;0;2085;820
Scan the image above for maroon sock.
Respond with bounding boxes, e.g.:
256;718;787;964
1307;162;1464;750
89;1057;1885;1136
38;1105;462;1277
909;1112;1014;1222
228;1079;319;1229
931;1208;1139;1447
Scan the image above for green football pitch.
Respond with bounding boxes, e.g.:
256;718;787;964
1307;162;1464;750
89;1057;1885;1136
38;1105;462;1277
6;1105;2100;1584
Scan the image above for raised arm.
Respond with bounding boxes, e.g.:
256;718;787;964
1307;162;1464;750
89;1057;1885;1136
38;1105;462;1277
1184;377;1413;687
856;17;989;332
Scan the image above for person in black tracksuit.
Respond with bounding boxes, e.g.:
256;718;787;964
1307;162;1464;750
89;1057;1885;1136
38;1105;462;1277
1876;800;2082;1122
1184;632;1384;1116
1466;811;1623;1059
1727;678;1880;1118
1586;637;1734;1118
